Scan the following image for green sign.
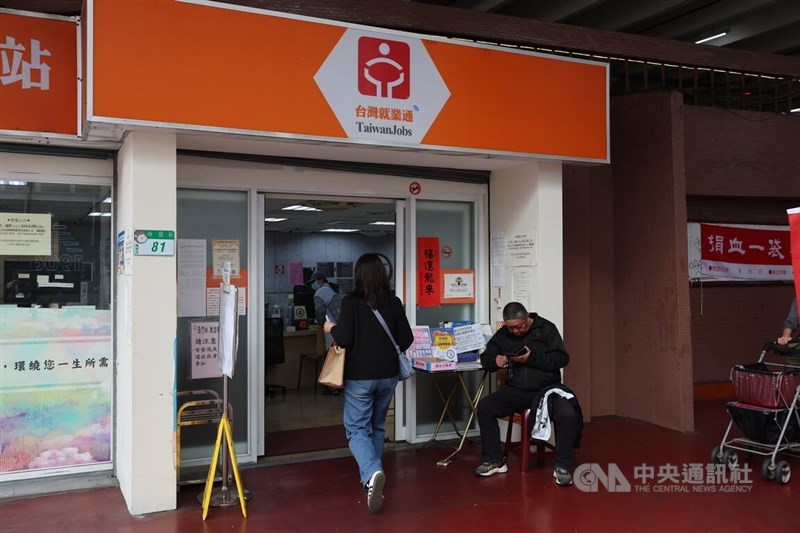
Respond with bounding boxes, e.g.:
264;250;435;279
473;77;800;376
133;229;175;256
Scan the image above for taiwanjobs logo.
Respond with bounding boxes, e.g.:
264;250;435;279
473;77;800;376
315;29;450;145
358;37;410;99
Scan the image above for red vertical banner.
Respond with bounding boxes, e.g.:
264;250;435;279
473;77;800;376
788;208;800;306
417;237;440;307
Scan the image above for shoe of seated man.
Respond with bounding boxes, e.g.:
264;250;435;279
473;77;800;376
366;470;385;514
474;459;508;477
553;466;573;486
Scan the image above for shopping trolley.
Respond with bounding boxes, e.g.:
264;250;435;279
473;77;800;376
710;341;800;484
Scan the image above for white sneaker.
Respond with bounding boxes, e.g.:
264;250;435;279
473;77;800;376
367;470;385;514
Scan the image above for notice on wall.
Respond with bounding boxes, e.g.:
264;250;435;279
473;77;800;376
490;231;506;267
0;212;52;256
212;240;240;278
507;233;536;266
189;320;222;379
511;268;534;309
178;239;207;317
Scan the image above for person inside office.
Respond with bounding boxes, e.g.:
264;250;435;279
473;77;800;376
475;301;582;486
309;271;344;395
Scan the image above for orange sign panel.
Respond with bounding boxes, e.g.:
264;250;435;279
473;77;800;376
0;12;78;136
89;0;607;161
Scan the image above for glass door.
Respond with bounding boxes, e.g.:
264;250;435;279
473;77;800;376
408;199;481;443
175;189;251;471
260;194;397;456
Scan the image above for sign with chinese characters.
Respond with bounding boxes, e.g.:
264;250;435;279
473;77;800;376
0;11;79;136
0;212;52;256
88;1;607;161
0;307;112;475
407;326;433;359
441;269;475;304
789;207;800;307
417;237;440;307
190;320;221;379
699;223;791;280
133;229;175;256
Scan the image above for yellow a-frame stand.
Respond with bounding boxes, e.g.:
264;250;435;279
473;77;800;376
201;414;247;519
200;263;248;520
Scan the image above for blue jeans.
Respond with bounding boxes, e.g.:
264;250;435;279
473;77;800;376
343;376;398;486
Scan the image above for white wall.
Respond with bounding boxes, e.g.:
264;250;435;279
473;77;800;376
115;131;177;514
489;161;564;331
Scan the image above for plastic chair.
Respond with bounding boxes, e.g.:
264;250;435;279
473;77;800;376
297;329;326;393
503;408;556;473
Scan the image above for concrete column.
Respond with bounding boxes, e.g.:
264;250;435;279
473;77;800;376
115;131;177;514
489;162;564;331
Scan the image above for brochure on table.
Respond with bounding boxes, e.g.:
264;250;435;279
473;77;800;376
408;321;489;370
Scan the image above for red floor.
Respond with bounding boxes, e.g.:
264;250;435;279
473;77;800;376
1;399;798;533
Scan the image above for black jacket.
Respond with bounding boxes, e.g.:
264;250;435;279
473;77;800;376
479;313;569;392
330;294;414;380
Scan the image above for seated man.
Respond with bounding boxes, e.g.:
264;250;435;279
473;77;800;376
475;302;582;486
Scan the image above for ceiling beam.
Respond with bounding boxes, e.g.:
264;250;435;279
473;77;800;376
257;0;800;77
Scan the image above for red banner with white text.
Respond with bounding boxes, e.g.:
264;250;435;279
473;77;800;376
700;223;792;280
417;237;440;307
788;208;800;305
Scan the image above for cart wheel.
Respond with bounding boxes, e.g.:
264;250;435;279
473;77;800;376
722;449;738;470
775;461;791;484
761;458;775;481
710;445;722;464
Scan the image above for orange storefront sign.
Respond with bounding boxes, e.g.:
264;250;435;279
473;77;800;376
0;11;78;136
87;0;607;161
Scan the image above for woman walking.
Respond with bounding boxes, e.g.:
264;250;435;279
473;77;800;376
324;253;413;514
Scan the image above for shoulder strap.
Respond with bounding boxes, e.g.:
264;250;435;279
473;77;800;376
372;308;401;355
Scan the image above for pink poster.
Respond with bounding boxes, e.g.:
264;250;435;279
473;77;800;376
289;261;304;286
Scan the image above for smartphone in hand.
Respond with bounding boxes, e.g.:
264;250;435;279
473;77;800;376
510;344;527;356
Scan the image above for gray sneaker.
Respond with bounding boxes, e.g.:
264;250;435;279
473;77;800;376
554;467;573;486
475;459;508;477
367;470;385;514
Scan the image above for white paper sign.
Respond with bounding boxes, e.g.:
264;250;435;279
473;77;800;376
178;239;207;317
507;233;536;266
0;212;52;256
453;323;486;353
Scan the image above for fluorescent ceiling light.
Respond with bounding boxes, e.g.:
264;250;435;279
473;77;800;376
695;31;727;45
281;204;322;212
0;180;27;186
790;107;800;113
264;217;288;222
321;228;358;233
102;197;112;203
370;221;395;226
88;212;102;217
101;213;112;217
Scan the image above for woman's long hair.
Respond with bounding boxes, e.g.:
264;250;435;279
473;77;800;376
352;253;392;309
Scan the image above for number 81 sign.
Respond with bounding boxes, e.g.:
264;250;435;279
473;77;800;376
133;229;175;256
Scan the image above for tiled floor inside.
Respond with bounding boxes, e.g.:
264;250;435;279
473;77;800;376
266;386;344;432
1;398;798;532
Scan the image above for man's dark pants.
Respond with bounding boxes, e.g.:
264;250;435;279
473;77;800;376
476;385;578;469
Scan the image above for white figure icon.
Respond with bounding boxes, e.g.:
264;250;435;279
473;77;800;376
363;42;405;98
